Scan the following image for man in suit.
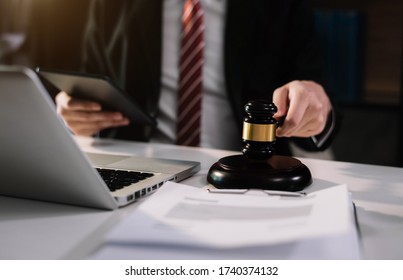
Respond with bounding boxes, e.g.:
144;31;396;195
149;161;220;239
56;0;339;155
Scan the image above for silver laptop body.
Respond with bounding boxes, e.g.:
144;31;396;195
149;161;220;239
0;65;200;210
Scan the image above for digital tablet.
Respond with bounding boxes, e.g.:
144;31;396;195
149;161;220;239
36;68;156;126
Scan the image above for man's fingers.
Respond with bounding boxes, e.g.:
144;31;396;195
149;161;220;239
274;82;309;137
61;110;127;122
272;85;289;118
55;91;130;136
56;91;101;111
69;118;130;136
273;81;331;138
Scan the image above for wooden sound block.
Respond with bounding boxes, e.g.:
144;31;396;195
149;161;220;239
207;154;312;191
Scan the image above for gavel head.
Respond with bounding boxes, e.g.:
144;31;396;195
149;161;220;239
241;100;278;160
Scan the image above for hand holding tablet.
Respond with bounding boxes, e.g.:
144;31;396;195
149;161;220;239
36;68;156;128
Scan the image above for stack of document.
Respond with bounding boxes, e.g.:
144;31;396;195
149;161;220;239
91;182;361;259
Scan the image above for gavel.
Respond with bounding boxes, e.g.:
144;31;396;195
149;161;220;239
207;99;312;191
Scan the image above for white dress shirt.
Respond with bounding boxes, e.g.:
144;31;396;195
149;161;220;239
152;0;240;151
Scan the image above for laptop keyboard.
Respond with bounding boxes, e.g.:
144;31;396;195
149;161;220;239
96;168;154;192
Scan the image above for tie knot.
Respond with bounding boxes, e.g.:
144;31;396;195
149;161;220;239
183;0;204;31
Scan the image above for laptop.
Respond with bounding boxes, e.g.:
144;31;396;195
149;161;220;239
0;65;200;210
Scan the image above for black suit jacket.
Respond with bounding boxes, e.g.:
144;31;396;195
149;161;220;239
83;0;340;155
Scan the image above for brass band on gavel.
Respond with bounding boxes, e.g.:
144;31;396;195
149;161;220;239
242;122;276;142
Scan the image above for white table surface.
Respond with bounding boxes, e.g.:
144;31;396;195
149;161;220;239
1;136;403;260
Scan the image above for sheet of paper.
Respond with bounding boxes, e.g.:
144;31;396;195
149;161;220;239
105;182;352;249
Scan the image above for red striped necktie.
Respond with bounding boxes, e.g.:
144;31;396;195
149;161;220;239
176;0;204;147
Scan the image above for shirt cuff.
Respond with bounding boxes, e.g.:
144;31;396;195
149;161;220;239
310;110;336;149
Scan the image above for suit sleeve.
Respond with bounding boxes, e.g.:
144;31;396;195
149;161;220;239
283;0;342;152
